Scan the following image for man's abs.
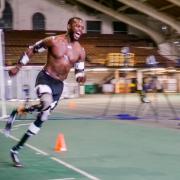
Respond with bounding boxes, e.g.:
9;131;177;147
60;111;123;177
44;58;73;81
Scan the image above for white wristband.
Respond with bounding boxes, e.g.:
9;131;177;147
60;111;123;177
19;53;30;65
75;62;84;70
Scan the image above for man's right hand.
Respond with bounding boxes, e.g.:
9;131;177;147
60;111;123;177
8;66;20;77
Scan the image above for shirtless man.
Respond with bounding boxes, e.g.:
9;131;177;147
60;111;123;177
4;17;86;167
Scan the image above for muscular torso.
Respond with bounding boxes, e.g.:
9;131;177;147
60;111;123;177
43;35;84;81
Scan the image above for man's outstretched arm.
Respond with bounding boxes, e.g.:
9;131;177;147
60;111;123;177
9;37;54;77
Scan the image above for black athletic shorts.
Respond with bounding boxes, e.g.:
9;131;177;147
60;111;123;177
35;70;64;102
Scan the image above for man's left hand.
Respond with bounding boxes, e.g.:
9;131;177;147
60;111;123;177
76;76;86;84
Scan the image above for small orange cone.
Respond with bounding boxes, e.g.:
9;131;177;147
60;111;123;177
68;100;77;109
54;133;67;152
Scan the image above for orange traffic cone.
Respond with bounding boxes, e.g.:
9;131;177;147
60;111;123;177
54;133;67;152
68;100;77;109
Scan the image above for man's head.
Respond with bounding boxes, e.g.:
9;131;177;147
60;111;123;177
67;17;84;41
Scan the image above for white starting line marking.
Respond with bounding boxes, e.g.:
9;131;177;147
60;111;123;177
13;123;31;128
11;123;31;131
0;131;49;156
0;130;101;180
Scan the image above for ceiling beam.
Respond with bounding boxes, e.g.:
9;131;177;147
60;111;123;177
166;0;180;7
117;0;180;33
117;0;147;12
76;0;165;44
159;4;175;11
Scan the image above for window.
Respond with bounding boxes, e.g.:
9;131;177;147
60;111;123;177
86;21;101;34
113;21;127;34
32;12;45;30
0;1;13;29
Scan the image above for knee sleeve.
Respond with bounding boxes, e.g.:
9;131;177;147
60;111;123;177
35;84;53;111
40;93;53;111
35;84;58;112
38;93;53;121
35;84;52;97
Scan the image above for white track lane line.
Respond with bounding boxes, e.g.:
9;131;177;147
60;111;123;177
50;157;100;180
0;130;101;180
13;123;31;128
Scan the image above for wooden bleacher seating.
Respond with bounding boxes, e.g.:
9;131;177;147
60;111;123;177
4;30;173;68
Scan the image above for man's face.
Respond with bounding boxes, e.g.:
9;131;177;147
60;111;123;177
68;19;84;41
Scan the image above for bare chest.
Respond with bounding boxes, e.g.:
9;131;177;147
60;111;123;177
50;44;80;64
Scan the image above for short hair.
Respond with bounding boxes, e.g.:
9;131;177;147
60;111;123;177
68;17;83;25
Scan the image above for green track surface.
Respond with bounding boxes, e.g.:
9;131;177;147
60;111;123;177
0;129;86;180
1;119;180;180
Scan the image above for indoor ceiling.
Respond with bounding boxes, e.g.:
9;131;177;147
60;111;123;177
66;0;180;20
48;0;180;44
63;0;180;44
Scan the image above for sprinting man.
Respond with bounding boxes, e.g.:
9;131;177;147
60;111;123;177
4;17;86;167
